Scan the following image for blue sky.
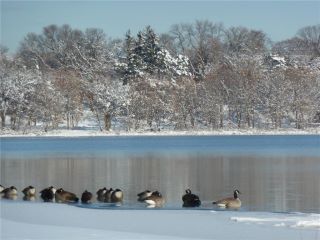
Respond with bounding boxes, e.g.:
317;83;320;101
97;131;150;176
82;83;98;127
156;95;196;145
1;1;319;53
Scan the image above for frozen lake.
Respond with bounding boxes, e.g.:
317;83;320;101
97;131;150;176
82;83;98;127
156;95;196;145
1;135;320;213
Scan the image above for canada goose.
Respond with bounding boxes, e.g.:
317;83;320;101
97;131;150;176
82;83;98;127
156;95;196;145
182;189;201;207
0;184;5;193
2;186;18;195
81;190;93;204
96;187;107;202
2;186;18;199
144;191;165;207
137;190;152;202
55;188;79;203
212;190;242;209
104;188;114;202
40;186;56;202
110;189;123;203
22;186;36;196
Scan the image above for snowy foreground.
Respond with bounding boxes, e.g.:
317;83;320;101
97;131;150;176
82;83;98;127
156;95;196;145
1;201;319;240
1;127;320;137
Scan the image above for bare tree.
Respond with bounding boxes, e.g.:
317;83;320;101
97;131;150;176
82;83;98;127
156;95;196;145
170;20;224;80
223;26;268;55
297;25;320;57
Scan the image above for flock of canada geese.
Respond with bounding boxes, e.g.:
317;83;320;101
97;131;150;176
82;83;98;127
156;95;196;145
0;184;242;208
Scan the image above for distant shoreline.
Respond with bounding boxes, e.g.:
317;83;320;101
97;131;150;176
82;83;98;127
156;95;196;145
1;128;319;138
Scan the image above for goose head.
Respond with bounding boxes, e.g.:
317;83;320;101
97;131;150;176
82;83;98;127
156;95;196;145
234;190;241;199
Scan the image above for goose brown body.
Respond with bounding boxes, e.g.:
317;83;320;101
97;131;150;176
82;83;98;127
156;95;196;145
22;186;36;196
104;188;114;202
213;190;241;209
2;186;18;199
96;187;107;202
55;188;79;203
110;189;123;203
144;191;165;206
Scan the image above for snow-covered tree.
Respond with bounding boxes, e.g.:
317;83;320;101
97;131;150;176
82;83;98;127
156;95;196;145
86;77;129;131
2;22;319;133
0;49;63;130
116;26;191;84
258;69;291;128
285;67;319;129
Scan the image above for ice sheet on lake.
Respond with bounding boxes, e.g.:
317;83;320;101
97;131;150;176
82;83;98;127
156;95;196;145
1;200;319;240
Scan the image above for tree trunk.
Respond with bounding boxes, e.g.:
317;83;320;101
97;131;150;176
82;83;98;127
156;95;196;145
89;102;103;132
28;116;32;126
11;114;17;130
252;110;255;128
237;111;241;128
67;113;70;129
104;112;112;131
296;111;300;129
0;111;5;129
246;113;250;128
219;104;223;128
71;115;75;128
188;109;195;128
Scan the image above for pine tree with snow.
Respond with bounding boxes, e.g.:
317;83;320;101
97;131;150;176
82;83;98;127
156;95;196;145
116;26;191;84
142;26;163;76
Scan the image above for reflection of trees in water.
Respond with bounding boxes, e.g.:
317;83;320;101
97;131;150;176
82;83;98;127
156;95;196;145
1;155;319;212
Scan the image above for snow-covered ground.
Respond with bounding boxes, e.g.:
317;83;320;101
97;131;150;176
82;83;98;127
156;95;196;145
2;110;320;137
1;127;320;137
0;200;319;240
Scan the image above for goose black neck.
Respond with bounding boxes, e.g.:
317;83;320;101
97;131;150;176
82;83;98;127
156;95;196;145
234;191;238;199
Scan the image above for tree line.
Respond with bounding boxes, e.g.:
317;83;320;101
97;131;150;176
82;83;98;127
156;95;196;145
0;21;319;132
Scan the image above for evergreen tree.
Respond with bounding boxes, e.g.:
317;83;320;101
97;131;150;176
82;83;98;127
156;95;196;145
143;26;163;76
116;26;190;84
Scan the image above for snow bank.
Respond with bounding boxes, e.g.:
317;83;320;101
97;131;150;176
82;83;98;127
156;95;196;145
294;220;320;229
231;214;320;229
1;201;319;240
1;127;320;138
